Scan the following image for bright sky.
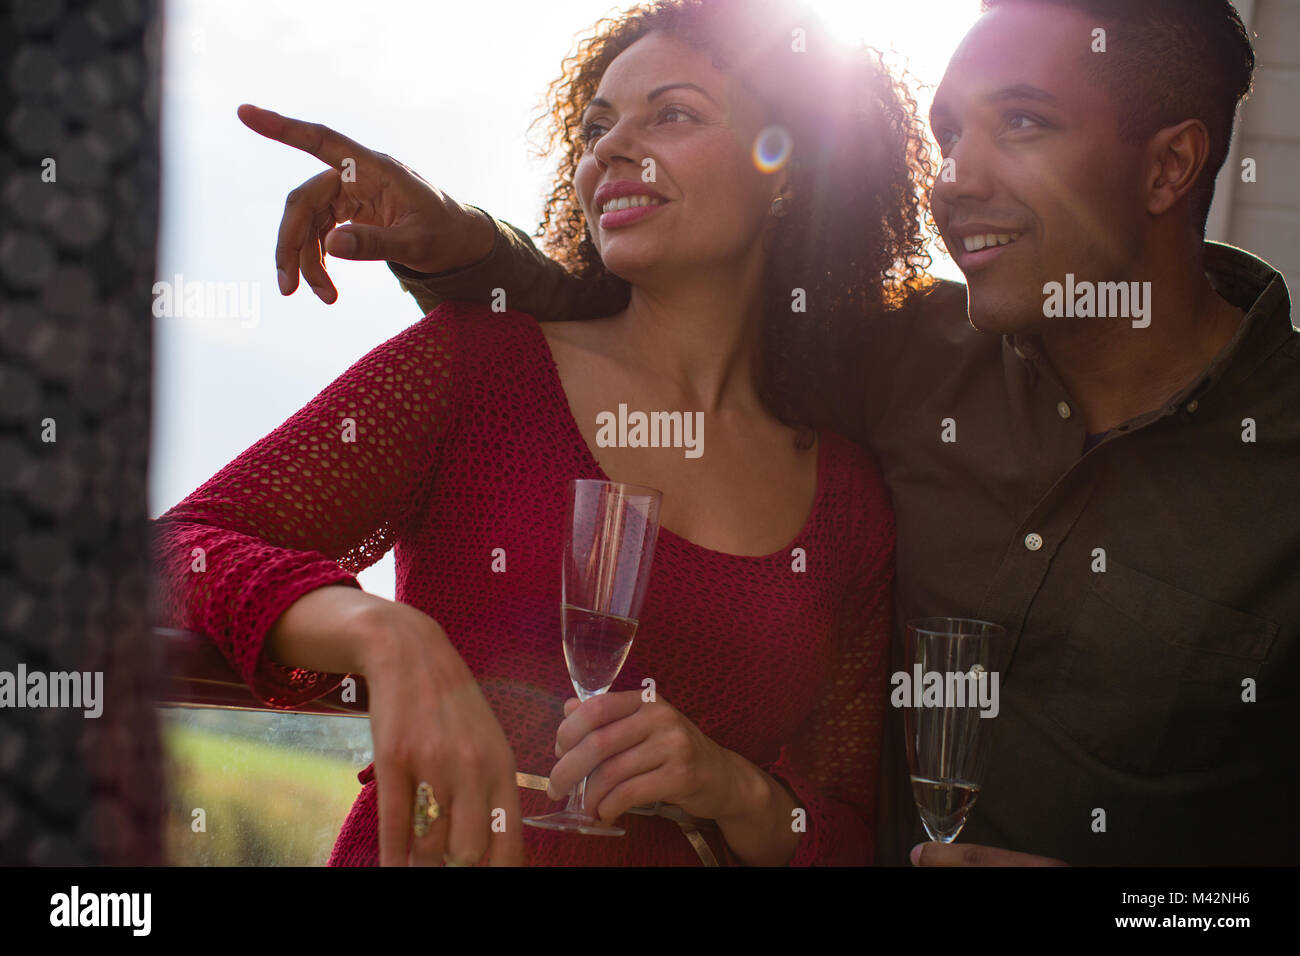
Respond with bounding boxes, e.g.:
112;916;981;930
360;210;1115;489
151;0;984;600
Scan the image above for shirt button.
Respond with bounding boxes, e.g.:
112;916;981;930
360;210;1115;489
1186;399;1199;413
1024;532;1044;551
1057;401;1072;419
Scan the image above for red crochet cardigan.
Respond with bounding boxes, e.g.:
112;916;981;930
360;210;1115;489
152;302;895;865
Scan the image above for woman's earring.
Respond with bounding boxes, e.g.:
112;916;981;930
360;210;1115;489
770;195;790;218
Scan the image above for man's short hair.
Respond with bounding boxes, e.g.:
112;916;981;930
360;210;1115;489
981;0;1256;235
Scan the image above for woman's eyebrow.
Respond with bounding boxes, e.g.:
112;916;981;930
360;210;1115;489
647;82;717;104
584;82;719;116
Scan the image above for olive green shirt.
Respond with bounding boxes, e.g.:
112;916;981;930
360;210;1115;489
391;218;1299;865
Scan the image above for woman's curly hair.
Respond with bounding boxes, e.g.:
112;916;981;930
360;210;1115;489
529;0;937;441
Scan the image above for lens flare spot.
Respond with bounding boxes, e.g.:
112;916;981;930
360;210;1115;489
752;125;792;173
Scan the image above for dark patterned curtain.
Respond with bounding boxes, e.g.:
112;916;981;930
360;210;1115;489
0;0;164;864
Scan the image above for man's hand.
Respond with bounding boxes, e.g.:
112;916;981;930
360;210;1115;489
911;841;1069;866
236;104;495;302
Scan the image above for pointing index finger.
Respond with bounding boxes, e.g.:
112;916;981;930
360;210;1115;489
237;103;370;172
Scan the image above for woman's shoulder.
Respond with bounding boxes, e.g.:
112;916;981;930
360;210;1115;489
413;301;552;369
817;427;887;500
411;302;565;404
419;300;544;341
814;426;894;557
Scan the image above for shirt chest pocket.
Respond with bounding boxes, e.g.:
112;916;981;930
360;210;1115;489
1042;560;1278;775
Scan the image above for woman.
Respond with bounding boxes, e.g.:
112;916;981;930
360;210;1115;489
154;0;933;865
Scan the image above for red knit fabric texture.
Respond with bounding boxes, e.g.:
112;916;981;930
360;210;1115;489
152;302;895;865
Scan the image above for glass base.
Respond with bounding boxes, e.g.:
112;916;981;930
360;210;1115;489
523;811;625;836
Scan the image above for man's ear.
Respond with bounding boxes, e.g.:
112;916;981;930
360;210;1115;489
1145;119;1211;217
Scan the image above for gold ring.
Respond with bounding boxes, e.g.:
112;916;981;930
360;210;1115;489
413;781;442;837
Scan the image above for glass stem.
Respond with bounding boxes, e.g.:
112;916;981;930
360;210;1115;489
565;775;590;816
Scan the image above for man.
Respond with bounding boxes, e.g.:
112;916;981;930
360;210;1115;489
256;0;1297;864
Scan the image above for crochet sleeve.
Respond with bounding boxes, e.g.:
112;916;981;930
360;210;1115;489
151;305;463;707
755;460;895;866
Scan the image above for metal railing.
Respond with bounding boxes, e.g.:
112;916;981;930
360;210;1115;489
154;625;721;862
155;626;370;716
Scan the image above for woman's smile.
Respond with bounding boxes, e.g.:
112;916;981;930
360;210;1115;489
600;197;669;229
593;180;671;229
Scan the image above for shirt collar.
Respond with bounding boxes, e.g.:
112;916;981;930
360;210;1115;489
1183;242;1293;401
1007;242;1293;399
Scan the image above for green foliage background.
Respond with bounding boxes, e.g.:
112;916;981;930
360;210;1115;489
160;708;373;866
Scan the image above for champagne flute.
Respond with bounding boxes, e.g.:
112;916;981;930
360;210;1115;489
903;617;1006;843
524;479;662;835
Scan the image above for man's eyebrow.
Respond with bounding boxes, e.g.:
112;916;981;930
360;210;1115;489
987;83;1061;106
927;81;1063;130
583;82;718;116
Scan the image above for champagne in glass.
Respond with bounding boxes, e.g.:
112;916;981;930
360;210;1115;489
525;479;662;835
562;605;638;699
903;617;1006;843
